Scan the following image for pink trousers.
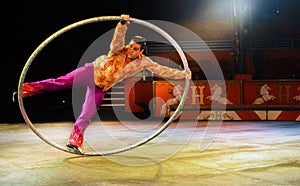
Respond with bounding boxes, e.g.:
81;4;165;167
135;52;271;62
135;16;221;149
27;63;105;147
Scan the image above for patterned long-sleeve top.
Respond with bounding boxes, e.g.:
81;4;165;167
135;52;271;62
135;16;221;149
93;22;186;91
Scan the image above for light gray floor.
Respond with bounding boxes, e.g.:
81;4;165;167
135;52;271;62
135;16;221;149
1;120;300;185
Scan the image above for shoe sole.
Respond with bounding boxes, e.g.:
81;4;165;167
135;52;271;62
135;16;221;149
66;143;83;155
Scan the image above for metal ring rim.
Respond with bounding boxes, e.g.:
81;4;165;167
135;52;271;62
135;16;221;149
18;16;190;156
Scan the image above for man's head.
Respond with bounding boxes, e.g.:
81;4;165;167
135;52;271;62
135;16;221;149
127;35;146;60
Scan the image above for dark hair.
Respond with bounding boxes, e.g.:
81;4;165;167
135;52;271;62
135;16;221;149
131;35;146;50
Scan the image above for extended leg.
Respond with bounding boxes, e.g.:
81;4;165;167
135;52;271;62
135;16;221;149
22;63;94;97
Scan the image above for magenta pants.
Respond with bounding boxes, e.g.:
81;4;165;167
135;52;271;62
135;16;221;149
27;63;105;135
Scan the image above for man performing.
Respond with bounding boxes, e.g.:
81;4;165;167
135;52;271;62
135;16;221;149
21;14;191;154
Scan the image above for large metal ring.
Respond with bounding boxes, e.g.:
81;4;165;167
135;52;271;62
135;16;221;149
18;16;190;156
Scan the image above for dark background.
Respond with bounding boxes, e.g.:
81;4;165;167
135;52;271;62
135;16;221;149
2;0;299;123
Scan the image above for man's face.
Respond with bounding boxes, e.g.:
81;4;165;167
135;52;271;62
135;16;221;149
127;41;143;60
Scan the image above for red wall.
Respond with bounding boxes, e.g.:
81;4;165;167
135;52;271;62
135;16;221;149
125;79;300;121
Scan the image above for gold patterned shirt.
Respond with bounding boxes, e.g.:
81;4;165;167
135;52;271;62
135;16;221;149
93;22;186;91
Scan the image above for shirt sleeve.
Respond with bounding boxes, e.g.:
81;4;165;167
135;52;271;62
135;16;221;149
143;57;186;79
108;22;127;55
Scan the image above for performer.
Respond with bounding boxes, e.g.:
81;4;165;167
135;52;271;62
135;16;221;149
21;14;191;154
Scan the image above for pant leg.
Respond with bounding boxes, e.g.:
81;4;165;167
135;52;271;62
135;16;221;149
27;63;94;92
68;87;105;147
67;63;106;147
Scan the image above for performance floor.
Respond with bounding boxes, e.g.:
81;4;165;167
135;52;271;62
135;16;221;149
1;120;300;185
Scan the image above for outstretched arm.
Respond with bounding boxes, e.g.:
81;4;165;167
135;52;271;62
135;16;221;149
108;14;130;55
143;57;191;80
